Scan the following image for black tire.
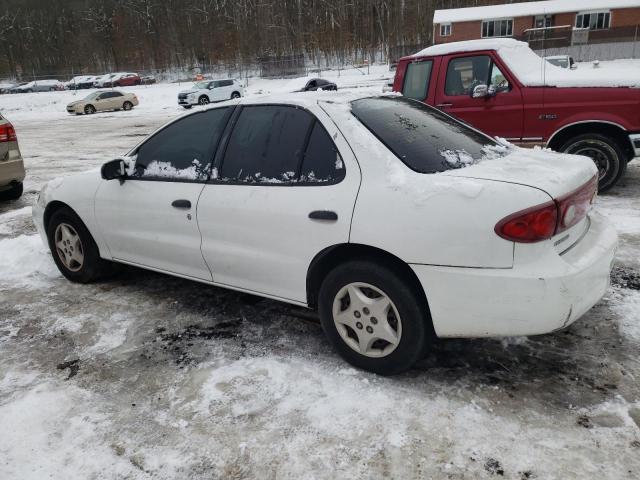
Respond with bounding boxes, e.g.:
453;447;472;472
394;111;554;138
560;133;627;192
198;95;210;105
318;260;431;375
0;182;23;201
46;207;111;283
123;101;133;111
231;91;241;99
84;104;96;115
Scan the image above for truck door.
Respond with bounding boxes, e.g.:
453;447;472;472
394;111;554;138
434;53;524;141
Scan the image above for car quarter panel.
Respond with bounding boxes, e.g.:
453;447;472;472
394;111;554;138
323;101;551;268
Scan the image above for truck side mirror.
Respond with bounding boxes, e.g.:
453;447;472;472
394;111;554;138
101;159;127;181
471;84;489;99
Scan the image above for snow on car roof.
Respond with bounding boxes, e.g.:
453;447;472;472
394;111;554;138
434;0;640;24
412;39;640;88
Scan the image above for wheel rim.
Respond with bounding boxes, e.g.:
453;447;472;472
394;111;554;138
565;141;614;181
199;97;209;105
85;105;94;114
124;102;132;110
332;282;402;358
54;223;84;272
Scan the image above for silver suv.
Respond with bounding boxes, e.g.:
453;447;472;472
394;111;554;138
0;113;25;200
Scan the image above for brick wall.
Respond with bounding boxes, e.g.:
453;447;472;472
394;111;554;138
434;7;640;45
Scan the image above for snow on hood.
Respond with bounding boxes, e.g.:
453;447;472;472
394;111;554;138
413;39;640;88
444;142;598;199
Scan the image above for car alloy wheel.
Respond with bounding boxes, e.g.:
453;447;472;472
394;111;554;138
332;282;402;358
54;223;84;272
84;105;96;114
123;101;133;111
198;96;210;105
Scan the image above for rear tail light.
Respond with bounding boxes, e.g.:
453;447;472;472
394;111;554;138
495;176;597;243
0;123;17;143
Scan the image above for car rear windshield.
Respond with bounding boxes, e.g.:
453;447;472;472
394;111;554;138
350;96;501;173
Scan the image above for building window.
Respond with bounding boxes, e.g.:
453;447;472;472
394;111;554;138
440;23;452;37
534;15;553;29
481;19;513;38
575;11;611;30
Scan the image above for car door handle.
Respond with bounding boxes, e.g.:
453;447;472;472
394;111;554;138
436;103;453;108
171;199;191;209
309;210;338;221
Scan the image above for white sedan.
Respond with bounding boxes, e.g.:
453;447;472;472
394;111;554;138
33;92;617;374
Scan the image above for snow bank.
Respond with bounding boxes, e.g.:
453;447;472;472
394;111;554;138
414;39;640;88
0;234;59;286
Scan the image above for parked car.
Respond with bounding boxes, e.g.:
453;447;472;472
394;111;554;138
13;79;63;93
102;72;141;88
140;75;156;85
6;83;28;94
297;78;338;92
0;113;25;200
545;55;576;69
65;75;98;90
93;73;116;88
66;90;138;115
177;79;243;108
34;92;616;374
393;38;640;191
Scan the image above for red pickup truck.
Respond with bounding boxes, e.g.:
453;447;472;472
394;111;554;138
393;39;640;191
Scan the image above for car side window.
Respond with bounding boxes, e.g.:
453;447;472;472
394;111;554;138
300;122;345;184
112;92;123;97
402;60;433;100
220;105;314;183
445;55;491;96
220;80;233;87
132;107;231;181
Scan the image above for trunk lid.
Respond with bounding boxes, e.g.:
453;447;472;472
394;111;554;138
442;146;597;199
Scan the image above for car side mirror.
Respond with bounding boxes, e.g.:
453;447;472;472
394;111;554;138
101;159;127;181
471;84;489;99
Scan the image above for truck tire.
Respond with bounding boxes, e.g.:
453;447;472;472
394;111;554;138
560;133;626;192
318;260;431;375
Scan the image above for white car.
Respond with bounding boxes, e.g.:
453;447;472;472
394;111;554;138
178;79;244;108
33;92;617;374
14;79;63;93
93;73;116;88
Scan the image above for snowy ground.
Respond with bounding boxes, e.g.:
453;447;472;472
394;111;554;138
1;69;640;479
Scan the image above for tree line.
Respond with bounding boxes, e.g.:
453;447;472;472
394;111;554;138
0;0;533;78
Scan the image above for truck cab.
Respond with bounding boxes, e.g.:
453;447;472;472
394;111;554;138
394;39;640;191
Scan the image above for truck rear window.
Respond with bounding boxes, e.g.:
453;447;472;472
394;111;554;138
402;60;432;100
351;97;500;174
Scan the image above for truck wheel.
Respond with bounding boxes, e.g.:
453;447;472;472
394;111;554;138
318;260;431;375
560;133;626;192
198;95;210;105
0;182;23;201
46;207;111;283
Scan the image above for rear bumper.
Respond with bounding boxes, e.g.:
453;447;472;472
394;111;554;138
0;157;26;189
411;212;617;338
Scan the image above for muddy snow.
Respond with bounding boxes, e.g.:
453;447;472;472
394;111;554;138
1;79;639;479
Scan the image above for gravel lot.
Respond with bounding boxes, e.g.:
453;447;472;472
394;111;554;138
1;83;639;479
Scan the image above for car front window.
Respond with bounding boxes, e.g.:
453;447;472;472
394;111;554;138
194;82;209;89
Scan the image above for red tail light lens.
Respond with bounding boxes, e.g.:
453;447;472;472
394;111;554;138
556;175;598;234
0;123;17;143
495;176;597;243
495;201;558;243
